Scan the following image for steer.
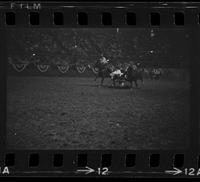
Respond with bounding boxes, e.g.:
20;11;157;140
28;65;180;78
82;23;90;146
110;69;126;87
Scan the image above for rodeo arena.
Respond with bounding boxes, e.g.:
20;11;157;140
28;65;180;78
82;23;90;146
7;29;190;150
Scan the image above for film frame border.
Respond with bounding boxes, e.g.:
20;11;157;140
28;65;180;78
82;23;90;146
0;1;199;177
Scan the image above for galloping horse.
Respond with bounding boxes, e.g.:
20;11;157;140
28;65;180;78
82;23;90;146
124;65;144;88
93;60;113;86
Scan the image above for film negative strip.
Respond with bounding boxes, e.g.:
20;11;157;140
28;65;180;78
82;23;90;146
0;1;199;178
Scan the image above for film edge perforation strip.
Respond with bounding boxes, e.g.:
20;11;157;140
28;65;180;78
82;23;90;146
2;8;200;26
0;152;199;176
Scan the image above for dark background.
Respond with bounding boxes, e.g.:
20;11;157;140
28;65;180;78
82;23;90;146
7;28;189;67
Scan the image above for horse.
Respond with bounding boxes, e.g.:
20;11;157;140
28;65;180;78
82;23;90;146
143;68;150;79
93;61;114;86
124;65;144;88
149;68;162;80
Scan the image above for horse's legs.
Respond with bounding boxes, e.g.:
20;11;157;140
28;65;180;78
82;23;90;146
100;77;104;86
155;75;159;80
112;79;116;87
134;80;138;88
94;74;98;81
160;74;162;80
140;77;144;84
150;74;153;80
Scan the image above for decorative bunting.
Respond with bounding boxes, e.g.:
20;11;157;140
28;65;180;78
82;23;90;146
57;64;69;73
12;63;28;72
9;57;28;72
37;64;50;72
76;64;86;73
92;67;99;74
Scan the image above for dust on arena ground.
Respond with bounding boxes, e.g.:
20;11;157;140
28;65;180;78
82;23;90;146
7;76;190;150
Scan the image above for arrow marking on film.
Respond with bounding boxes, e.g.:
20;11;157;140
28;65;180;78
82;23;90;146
165;167;182;175
76;166;95;175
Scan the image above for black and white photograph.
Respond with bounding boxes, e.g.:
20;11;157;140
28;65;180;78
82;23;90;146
6;28;190;150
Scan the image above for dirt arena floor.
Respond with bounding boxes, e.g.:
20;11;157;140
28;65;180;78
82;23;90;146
7;76;190;150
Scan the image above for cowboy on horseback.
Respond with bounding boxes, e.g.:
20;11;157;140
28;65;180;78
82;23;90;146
99;54;109;65
94;54;111;86
123;61;144;88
